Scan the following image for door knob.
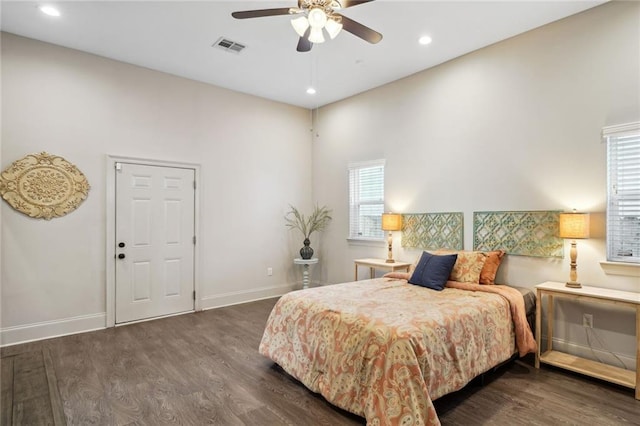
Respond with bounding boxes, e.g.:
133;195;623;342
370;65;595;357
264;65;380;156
118;242;125;248
118;253;125;259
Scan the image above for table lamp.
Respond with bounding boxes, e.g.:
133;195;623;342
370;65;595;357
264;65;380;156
559;211;590;288
382;213;402;263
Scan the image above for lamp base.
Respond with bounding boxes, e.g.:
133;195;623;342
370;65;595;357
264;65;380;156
565;281;582;288
385;259;396;263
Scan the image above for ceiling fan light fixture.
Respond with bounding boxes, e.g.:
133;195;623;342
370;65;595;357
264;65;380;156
231;0;382;52
307;8;328;28
308;26;325;43
291;16;310;37
325;17;342;39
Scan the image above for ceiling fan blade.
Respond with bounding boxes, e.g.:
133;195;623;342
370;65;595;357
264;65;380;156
232;8;296;19
338;14;382;44
297;28;313;52
340;0;376;8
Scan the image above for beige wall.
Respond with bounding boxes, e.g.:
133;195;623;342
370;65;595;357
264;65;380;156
1;33;312;344
312;2;639;367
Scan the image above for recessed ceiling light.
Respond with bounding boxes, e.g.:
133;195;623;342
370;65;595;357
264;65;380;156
306;87;316;95
419;35;432;45
39;5;61;17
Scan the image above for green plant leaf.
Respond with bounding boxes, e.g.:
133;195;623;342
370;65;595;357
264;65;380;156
285;204;332;239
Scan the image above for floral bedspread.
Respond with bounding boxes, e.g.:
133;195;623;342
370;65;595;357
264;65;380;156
259;278;525;425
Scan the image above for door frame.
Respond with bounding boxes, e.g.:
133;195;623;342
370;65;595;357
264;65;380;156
105;155;201;328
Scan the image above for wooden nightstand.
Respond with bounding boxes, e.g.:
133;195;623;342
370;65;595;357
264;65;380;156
353;258;411;281
534;281;640;400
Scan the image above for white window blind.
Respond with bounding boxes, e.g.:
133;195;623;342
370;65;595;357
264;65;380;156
348;160;385;240
604;122;640;263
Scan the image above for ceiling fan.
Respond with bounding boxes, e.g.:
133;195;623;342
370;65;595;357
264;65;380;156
231;0;382;52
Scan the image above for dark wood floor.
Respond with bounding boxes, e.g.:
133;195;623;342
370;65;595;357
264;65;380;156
1;297;639;425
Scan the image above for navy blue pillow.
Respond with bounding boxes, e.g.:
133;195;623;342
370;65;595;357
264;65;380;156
408;252;458;291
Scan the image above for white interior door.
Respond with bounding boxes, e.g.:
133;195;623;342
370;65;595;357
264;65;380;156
115;162;195;324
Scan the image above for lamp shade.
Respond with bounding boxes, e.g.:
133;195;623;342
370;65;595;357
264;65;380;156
307;8;327;28
559;212;590;239
308;26;325;43
382;213;402;231
291;16;310;37
325;17;342;39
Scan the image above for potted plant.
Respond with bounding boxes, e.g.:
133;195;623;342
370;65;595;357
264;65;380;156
285;204;332;259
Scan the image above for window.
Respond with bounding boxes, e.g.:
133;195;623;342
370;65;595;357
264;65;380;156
348;160;385;240
604;122;640;263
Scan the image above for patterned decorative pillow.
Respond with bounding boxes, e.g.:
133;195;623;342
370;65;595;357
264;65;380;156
434;250;487;284
479;250;506;285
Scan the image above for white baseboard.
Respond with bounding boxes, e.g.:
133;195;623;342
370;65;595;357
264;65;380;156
200;284;296;311
1;313;106;347
0;285;295;347
543;335;636;371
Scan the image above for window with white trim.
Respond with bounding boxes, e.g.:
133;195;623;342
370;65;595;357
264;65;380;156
604;122;640;263
348;160;385;240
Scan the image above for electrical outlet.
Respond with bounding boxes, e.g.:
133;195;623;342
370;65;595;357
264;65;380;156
267;267;273;276
583;313;593;328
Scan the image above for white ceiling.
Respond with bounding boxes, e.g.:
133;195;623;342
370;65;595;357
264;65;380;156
1;0;606;109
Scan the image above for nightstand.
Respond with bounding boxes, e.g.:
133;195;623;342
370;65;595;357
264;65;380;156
353;258;411;281
534;281;640;400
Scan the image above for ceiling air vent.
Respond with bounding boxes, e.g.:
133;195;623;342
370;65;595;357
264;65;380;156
213;37;246;54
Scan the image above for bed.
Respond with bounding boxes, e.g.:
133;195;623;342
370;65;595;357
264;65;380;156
259;257;537;425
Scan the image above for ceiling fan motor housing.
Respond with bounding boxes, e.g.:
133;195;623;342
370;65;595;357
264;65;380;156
299;0;342;15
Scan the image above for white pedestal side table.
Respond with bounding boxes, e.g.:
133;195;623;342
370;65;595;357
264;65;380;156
294;258;319;289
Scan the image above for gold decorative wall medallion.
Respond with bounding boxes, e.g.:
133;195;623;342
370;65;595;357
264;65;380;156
0;152;90;220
